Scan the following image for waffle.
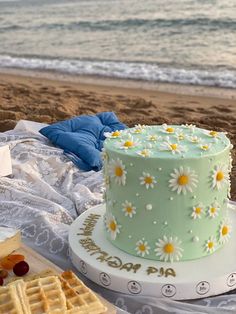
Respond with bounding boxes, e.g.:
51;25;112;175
59;271;107;314
4;270;107;314
0;283;24;314
24;276;67;313
7;276;68;314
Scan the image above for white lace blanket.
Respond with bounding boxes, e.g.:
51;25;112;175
0;123;104;267
0;121;235;314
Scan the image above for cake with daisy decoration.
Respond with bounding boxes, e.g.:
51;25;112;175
102;124;233;262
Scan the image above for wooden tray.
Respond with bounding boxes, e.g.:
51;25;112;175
6;244;117;314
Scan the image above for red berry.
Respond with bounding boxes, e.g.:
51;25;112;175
13;261;29;276
0;277;3;286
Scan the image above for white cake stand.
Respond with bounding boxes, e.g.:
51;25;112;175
69;202;236;300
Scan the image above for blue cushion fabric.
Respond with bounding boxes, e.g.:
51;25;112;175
39;112;126;171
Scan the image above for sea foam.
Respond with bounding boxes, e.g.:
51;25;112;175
0;55;236;88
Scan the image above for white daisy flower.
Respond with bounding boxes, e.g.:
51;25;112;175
135;239;150;257
161;123;175;134
169;166;198;194
132;129;143;134
122;201;136;218
137;149;151;157
208;201;220;218
117;135;139;150
191;204;204;219
204;130;219;138
160;140;186;154
154;236;183;262
105;213;121;240
219;219;232;244
140;172;157;189
211;164;229;190
205;236;216;254
175;130;185;141
135;124;147;129
109;158;127;186
182;124;196;133
104;130;123;138
146;134;161;142
189;135;201;144
199;143;212;151
131;124;146;134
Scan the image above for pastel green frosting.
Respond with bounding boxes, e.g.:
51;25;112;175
102;124;232;262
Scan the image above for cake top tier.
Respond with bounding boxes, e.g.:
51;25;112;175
104;124;231;159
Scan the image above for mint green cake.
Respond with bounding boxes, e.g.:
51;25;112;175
102;124;233;262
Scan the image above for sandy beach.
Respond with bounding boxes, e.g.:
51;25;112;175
0;70;235;199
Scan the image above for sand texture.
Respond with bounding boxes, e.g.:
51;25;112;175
0;72;235;199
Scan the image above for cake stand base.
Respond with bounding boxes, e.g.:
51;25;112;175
69;203;236;300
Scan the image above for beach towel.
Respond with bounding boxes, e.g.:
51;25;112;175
39;112;126;171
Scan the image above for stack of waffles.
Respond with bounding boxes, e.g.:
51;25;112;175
0;270;107;314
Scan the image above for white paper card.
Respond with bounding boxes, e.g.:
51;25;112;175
0;145;12;177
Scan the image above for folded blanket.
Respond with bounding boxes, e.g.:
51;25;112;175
39;112;126;171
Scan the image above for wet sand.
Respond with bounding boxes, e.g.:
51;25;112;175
0;70;235;198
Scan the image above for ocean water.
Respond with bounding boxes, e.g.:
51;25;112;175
0;0;236;87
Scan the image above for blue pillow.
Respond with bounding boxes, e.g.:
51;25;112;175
39;112;126;171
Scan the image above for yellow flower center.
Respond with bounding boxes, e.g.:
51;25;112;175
210;207;216;214
166;127;174;133
115;166;123;177
170;143;178;151
124;141;134;148
209;131;218;137
141;150;149;157
164;243;174;254
149;135;157;141
208;241;214;249
109;221;116;231
139;244;146;252
178;175;189;186
202;145;209;150
222;225;229;236
195;207;202;214
216;171;224;181
144;176;153;184
112;131;121;137
126;206;133;213
134;129;142;133
178;134;184;140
